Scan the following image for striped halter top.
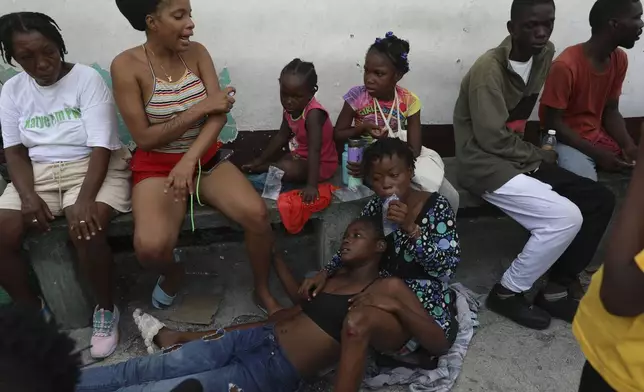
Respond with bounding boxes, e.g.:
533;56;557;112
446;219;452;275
143;45;208;153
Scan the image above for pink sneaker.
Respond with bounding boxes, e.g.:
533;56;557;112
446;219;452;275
90;305;119;359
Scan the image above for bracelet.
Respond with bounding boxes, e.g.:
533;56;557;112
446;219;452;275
406;224;421;239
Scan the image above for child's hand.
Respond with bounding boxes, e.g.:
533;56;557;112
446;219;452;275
359;122;384;138
368;127;388;139
301;185;319;204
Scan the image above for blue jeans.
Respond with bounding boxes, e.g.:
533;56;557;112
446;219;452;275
76;325;301;392
556;143;598;181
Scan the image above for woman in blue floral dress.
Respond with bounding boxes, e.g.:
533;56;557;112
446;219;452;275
300;138;461;354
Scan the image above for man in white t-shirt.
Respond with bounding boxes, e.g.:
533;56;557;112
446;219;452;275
0;12;131;359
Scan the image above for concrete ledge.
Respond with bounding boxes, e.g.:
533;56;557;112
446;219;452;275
27;173;370;329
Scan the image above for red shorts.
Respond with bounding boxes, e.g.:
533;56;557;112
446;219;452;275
131;142;222;186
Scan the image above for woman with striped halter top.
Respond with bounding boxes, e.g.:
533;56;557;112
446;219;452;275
112;0;281;314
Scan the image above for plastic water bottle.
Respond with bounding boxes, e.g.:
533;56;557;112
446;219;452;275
347;138;364;191
262;166;284;200
342;144;349;186
382;194;400;236
542;129;557;151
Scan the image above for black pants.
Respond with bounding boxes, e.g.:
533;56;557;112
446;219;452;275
527;163;615;287
578;361;615;392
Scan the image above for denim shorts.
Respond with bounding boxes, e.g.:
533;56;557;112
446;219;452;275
77;324;301;392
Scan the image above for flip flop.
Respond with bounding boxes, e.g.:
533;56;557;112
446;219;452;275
152;276;177;310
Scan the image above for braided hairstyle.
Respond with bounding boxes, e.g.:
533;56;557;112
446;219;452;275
0;12;67;66
280;58;318;93
362;137;416;180
368;31;411;75
115;0;168;31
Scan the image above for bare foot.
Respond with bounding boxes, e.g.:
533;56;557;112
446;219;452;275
154;328;182;349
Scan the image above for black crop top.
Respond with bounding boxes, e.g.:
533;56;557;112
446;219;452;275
301;279;378;342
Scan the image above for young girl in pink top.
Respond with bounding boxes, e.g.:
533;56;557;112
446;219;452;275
243;59;338;202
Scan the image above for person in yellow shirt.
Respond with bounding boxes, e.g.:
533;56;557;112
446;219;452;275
573;3;644;383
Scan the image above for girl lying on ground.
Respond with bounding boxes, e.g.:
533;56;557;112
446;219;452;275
76;216;449;392
242;59;338;203
302;138;462;366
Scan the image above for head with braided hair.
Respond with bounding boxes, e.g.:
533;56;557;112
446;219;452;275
279;58;318;116
364;32;410;100
0;12;69;86
362;137;416;200
115;0;195;53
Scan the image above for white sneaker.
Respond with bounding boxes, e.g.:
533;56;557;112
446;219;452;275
90;305;119;359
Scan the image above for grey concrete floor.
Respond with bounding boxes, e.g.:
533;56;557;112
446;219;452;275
70;216;585;392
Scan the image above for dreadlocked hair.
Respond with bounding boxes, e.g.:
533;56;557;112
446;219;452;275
510;0;556;21
0;305;81;392
362;137;416;180
369;31;411;74
280;58;318;92
115;0;167;32
0;12;67;66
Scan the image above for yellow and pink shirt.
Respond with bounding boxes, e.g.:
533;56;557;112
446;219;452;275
343;85;421;144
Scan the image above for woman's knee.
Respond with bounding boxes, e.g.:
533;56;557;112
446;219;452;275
0;212;25;250
134;231;177;268
237;198;270;234
69;230;110;254
342;307;377;341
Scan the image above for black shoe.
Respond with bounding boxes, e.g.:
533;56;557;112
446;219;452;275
486;284;551;330
568;278;586;302
534;292;579;323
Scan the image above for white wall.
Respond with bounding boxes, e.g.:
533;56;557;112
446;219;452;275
4;0;644;131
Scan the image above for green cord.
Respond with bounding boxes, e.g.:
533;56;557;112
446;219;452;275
190;159;205;232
